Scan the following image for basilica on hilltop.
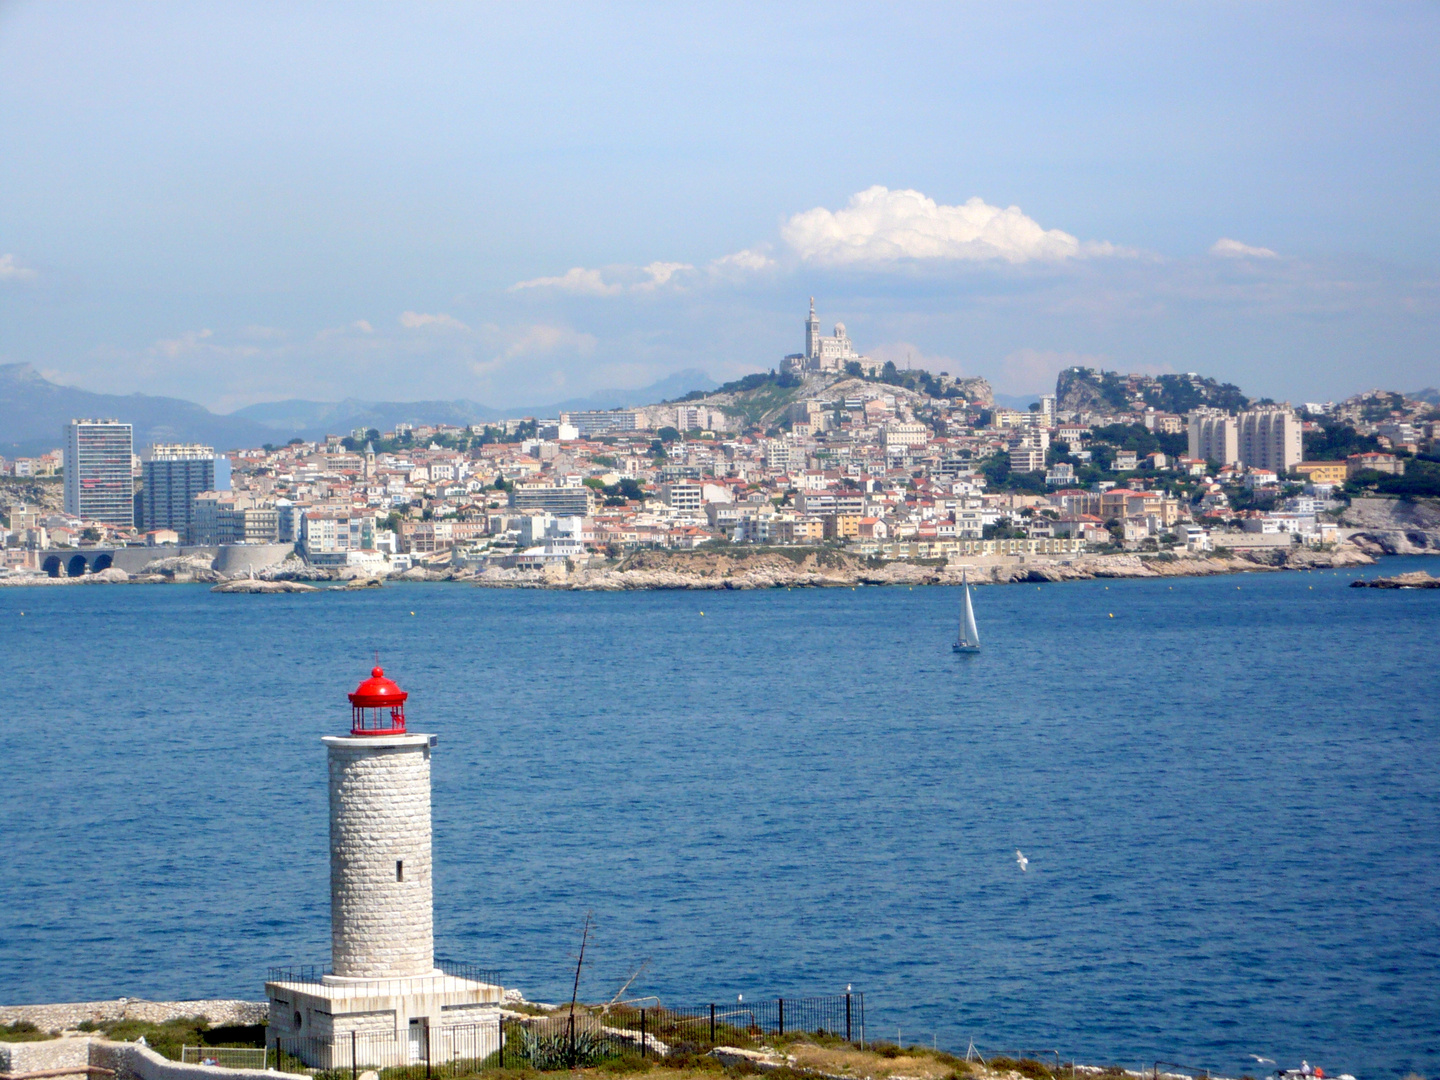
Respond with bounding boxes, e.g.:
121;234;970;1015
783;298;882;377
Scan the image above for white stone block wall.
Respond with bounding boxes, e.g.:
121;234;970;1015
325;735;435;979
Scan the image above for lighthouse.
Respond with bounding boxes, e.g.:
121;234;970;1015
328;667;434;979
266;667;502;1066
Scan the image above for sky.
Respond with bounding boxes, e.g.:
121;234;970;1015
1;1;1438;413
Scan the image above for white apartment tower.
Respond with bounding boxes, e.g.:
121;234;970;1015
1187;410;1240;466
1237;407;1303;473
1189;406;1302;472
64;419;134;528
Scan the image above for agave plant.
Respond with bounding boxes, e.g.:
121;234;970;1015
519;1027;611;1070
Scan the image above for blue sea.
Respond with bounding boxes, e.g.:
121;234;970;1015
2;558;1438;1078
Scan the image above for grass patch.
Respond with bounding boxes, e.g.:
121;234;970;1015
987;1057;1053;1080
82;1017;265;1060
1;1021;55;1042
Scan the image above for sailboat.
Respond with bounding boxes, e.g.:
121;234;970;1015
953;568;981;653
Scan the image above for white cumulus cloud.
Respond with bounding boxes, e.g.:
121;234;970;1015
1210;237;1280;259
636;261;694;290
711;247;776;272
780;186;1114;266
0;253;38;281
510;267;622;296
400;310;471;331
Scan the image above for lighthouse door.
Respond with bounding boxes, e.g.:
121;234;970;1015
408;1019;426;1064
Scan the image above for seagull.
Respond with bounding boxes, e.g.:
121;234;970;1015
1249;1057;1275;1065
1016;850;1029;872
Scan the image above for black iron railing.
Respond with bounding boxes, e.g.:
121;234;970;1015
269;992;865;1076
266;958;502;990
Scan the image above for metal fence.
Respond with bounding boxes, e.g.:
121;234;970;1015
267;959;501;991
271;993;865;1077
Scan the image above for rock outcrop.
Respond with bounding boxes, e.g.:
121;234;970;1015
211;579;319;593
1341;496;1440;555
1349;570;1440;589
467;544;1373;591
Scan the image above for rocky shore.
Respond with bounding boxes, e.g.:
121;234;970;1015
1349;570;1440;589
3;543;1378;592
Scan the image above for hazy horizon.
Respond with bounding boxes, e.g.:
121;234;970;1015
2;3;1437;412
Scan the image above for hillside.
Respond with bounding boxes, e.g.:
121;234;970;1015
0;365;719;455
232;369;718;438
0;364;277;457
647;368;991;430
1055;367;1249;415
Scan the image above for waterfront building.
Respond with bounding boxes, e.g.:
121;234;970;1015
63;418;134;527
142;443;229;536
301;508;378;556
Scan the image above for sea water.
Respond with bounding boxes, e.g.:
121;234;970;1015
2;557;1437;1077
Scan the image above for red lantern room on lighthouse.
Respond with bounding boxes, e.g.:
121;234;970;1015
347;666;407;735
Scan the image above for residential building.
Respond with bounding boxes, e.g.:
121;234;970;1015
64;419;134;527
1188;409;1240;466
142;443;229;537
508;485;594;515
1009;445;1046;473
300;509;377;556
823;513;863;541
1347;452;1405;478
660;481;703;512
560;410;641;437
1237;407;1303;473
1295;461;1348;485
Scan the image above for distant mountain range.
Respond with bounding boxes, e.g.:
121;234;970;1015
0;364;717;456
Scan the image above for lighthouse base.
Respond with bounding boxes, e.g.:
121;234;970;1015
266;972;504;1069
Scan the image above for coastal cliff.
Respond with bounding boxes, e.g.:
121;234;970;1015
462;543;1373;591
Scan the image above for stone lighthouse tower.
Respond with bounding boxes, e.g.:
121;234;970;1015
266;667;501;1066
328;667;434;979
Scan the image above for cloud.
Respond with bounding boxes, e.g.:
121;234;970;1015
780;186;1121;266
711;247;775;272
1210;237;1280;259
498;323;598;360
352;319;374;333
400;310;471;331
0;253;37;281
510;267;622;296
636;261;694;290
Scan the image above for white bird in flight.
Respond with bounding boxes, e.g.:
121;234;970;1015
1016;850;1029;872
1249;1057;1275;1065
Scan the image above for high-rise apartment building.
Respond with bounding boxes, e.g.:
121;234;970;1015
142;444;230;537
1189;406;1301;472
1187;409;1240;466
63;419;134;527
1237;407;1303;473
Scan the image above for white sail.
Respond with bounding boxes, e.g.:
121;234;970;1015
962;581;980;647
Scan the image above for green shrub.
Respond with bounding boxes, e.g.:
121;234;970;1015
0;1021;54;1042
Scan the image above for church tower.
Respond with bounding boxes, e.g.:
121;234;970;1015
805;297;820;360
